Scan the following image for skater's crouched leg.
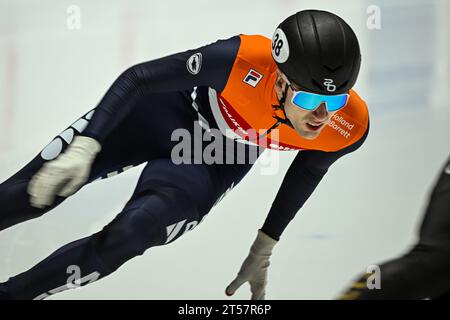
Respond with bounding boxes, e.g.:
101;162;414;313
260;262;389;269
92;185;203;272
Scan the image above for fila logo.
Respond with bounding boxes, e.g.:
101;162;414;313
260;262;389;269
323;78;337;92
165;216;207;244
243;69;263;87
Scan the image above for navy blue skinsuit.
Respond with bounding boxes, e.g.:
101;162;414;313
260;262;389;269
0;36;367;299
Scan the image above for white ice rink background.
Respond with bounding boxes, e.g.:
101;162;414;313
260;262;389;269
0;0;449;299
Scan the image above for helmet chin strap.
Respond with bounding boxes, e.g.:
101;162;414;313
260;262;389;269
273;81;294;129
259;83;295;140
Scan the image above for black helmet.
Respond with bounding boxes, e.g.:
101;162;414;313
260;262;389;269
272;10;361;95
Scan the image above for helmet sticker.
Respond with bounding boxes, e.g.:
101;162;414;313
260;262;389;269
272;28;289;63
187;53;202;75
323;78;337;92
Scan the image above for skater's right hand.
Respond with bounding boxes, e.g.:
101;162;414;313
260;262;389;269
28;136;101;209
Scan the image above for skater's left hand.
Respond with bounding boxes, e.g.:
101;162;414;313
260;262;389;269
28;136;101;208
225;230;277;300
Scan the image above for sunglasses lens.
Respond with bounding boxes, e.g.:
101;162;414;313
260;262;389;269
326;95;349;111
291;92;321;110
291;90;349;112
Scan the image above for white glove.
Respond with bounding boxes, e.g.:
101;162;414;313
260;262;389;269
28;136;101;208
226;230;277;300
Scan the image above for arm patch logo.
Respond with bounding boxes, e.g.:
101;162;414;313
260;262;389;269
187;53;202;75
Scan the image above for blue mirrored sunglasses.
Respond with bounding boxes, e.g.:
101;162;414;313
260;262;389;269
286;81;349;112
